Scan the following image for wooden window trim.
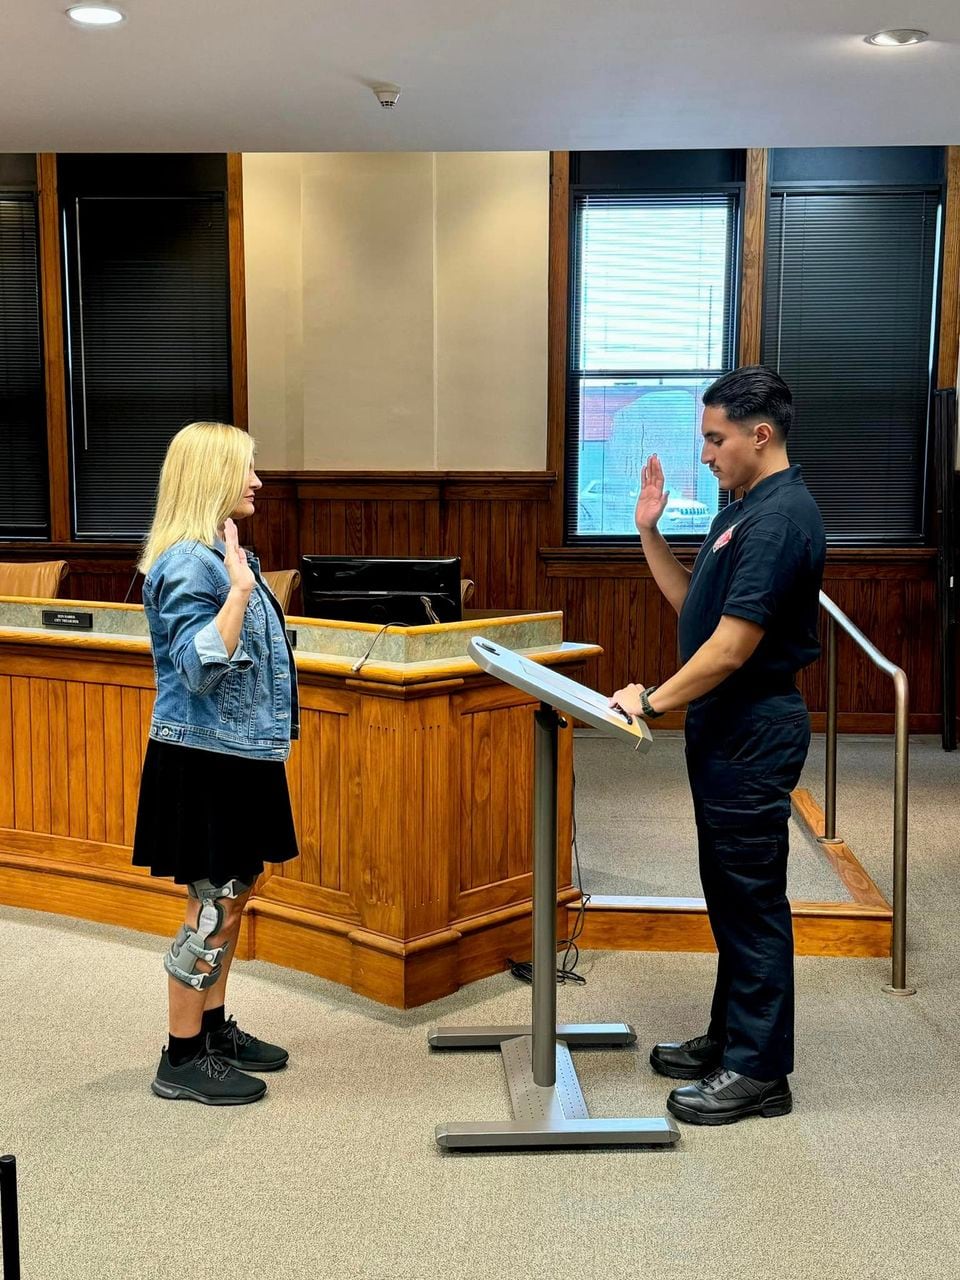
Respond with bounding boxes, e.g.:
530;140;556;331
36;154;71;542
227;153;248;431
938;146;960;391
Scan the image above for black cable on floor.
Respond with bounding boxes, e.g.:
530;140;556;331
507;762;590;987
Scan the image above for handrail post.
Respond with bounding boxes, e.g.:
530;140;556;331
883;670;916;995
817;590;915;996
820;615;840;844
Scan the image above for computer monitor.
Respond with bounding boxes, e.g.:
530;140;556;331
300;555;462;626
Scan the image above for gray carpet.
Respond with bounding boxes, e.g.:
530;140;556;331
2;734;959;1280
573;729;852;900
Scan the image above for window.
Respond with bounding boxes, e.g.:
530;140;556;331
565;160;740;543
0;191;47;537
761;148;943;544
59;156;232;539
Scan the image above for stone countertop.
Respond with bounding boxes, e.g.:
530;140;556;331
0;598;568;667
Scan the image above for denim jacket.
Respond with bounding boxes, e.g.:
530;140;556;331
143;539;300;761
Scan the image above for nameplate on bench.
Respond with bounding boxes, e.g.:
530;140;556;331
41;609;94;631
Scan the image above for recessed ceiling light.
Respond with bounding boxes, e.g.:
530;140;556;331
865;28;929;46
66;5;126;26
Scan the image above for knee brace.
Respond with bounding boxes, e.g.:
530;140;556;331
163;878;250;991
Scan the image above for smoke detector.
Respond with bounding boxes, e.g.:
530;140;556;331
373;84;401;109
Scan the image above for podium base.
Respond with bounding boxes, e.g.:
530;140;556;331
433;1033;681;1151
428;1022;637;1049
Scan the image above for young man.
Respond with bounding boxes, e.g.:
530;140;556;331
610;365;826;1126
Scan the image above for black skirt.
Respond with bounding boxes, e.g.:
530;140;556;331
132;738;299;886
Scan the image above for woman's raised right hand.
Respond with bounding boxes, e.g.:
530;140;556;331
634;454;670;532
223;517;255;595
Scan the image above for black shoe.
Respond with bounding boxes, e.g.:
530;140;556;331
667;1068;792;1126
151;1037;267;1105
207;1015;289;1073
650;1034;722;1080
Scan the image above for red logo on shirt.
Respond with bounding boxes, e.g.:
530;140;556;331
712;522;738;553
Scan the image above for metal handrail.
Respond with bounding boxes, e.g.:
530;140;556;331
817;591;914;995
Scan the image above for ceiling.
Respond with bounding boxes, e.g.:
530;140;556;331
2;0;959;153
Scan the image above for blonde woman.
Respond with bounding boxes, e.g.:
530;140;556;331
133;422;299;1105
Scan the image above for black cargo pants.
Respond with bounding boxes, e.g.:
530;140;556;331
684;690;811;1080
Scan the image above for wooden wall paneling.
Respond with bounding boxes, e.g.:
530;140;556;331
333;499;351;553
508;708;534;880
248;477;300;573
489;705;511;883
938;146;960;390
468;708;493;890
320;713;344;892
84;685;106;843
36;154;71;543
612;577;631;694
356;696;404;935
121;686;142;846
102;685;123;845
475;501;492;606
424;493;441;555
11;679;31;829
67;683;88;838
740;149;769;365
227;153;248;431
458;707;475;892
285;730;304;883
48;679;69;837
29;679;50;833
298;708;322;886
0;676;13;828
457;501;476;599
405;695;453;938
394;500;411;557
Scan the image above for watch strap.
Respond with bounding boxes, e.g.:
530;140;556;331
640;684;664;719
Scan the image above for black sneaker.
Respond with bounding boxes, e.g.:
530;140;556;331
151;1037;267;1105
667;1068;792;1126
207;1015;289;1073
650;1034;722;1080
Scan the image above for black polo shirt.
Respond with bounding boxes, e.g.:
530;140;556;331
678;465;826;702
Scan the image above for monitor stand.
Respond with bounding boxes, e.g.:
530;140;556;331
429;701;681;1151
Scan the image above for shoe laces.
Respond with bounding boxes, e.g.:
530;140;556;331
222;1015;253;1048
699;1067;738;1093
682;1034;718;1052
195;1045;232;1081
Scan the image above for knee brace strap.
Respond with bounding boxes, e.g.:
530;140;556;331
163;878;250;990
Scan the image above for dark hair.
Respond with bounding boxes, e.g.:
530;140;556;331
702;365;793;440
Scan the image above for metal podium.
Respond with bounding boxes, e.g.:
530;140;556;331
428;637;681;1151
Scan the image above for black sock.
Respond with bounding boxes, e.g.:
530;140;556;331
167;1032;204;1067
201;1005;226;1034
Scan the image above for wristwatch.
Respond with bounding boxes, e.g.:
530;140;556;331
639;685;665;719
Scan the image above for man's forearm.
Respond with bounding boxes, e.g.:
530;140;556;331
648;617;764;712
640;526;691;614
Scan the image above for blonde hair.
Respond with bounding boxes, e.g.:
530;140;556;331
139;422;255;574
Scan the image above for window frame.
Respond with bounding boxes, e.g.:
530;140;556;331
563;180;744;547
761;178;945;547
0;154;245;554
59;190;233;541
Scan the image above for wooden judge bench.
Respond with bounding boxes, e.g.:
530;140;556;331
0;597;597;1008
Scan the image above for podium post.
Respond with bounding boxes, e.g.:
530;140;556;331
429;639;681;1151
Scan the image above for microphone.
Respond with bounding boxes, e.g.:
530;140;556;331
122;569;141;604
420;595;440;624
